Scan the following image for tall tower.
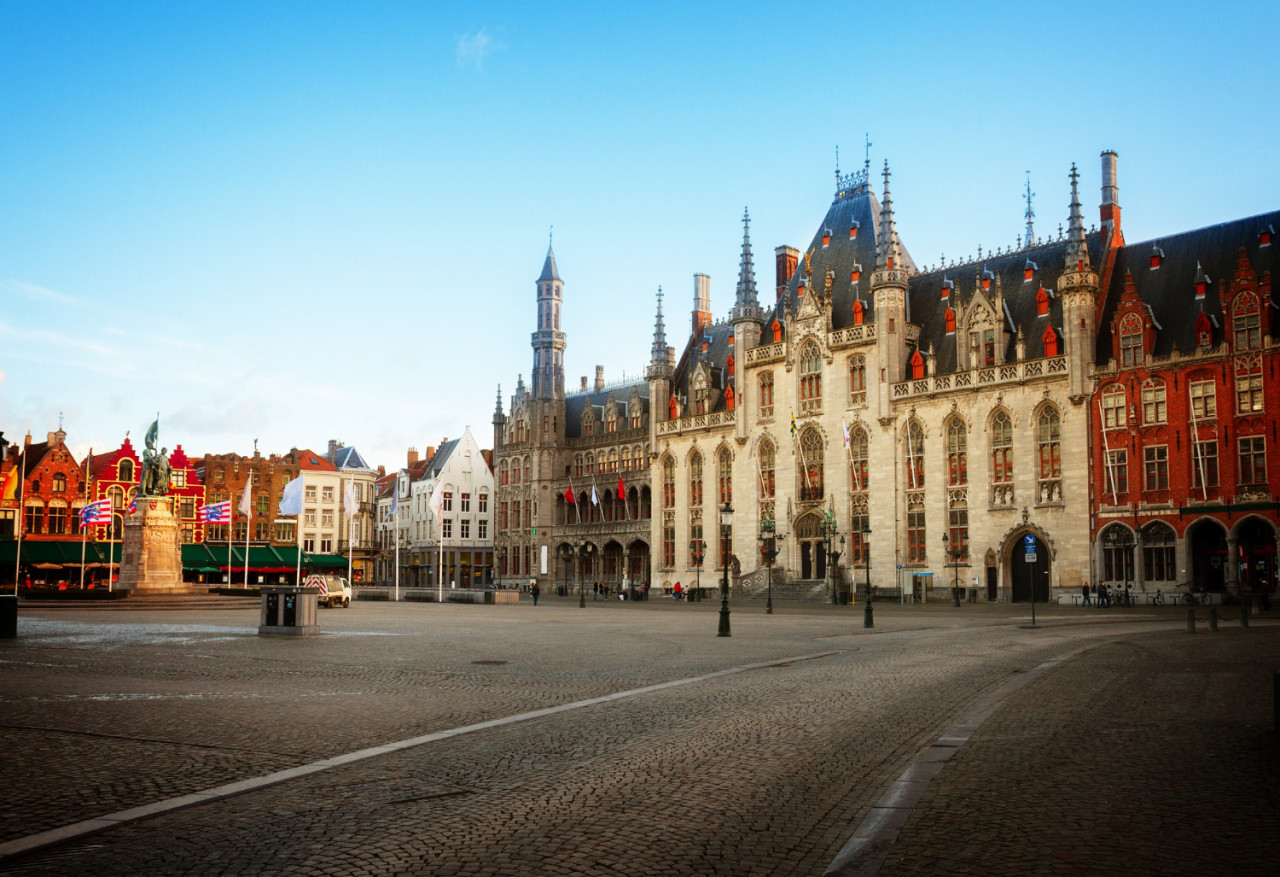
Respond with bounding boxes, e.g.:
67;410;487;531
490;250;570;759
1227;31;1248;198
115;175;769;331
532;239;566;400
1059;163;1100;401
872;161;908;418
731;208;764;441
646;286;674;441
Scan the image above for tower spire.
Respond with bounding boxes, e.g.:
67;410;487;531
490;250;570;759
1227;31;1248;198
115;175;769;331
494;385;503;418
734;207;759;309
876;160;900;271
650;286;668;366
1024;171;1037;248
1065;163;1091;272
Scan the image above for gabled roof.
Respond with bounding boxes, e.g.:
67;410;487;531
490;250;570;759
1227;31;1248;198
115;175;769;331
563;381;650;439
332;446;372;470
670;325;733;413
422;439;460;478
292;449;337;472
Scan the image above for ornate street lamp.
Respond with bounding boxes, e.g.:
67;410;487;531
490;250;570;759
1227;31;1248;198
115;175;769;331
759;513;783;615
862;523;873;628
690;538;705;604
943;532;961;607
820;509;839;604
718;501;733;637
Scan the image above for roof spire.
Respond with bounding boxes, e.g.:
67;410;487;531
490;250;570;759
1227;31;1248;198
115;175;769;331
1065;163;1091;272
734;207;759;309
864;132;872;179
876;160;900;271
538;235;560;282
1024;171;1037;247
650;285;668;366
494;385;503;418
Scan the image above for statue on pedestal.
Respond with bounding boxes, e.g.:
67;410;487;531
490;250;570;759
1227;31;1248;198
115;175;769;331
139;418;171;497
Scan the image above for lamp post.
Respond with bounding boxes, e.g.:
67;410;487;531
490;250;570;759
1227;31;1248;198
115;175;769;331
862;523;873;628
759;513;783;615
690;538;705;604
718;501;732;637
577;541;595;608
820;509;839;604
942;532;961;607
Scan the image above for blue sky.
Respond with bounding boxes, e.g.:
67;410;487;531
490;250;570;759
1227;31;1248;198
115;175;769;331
3;1;1276;471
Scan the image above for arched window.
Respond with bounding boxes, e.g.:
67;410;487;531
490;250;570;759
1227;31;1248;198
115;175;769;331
499;460;509;486
118;459;134;482
621;446;631;471
585;453;595;476
1101;523;1135;582
1120;314;1143;368
947;418;967;486
607;449;618;473
905;421;925;489
1042;326;1059;357
662;455;675;509
1101;385;1126;428
849;355;866;400
799;340;822;412
689;451;703;508
758;438;775;499
906;496;926;562
630;403;642;430
849;426;868;492
910;348;924;380
1233;292;1261;351
799;428;824;501
1236;356;1264;414
1038;407;1062;482
758;372;774;419
52;473;66;493
1142;521;1176;582
1141;379;1167;424
991;411;1013;485
718;447;732;506
605;405;619;434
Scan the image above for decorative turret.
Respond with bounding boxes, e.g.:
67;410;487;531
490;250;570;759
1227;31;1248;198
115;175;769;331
646;287;674;445
492;385;506;450
531;236;567;400
872;160;909;419
1059;163;1101;401
732;207;761;317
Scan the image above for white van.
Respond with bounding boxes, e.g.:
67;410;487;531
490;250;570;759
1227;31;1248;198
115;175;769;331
318;576;352;608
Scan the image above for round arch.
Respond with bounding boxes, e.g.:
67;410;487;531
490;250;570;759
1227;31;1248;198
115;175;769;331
1186;517;1228;592
1230;514;1277;599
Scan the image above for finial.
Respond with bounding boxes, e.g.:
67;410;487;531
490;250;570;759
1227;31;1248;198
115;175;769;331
549;225;553;247
58;411;64;430
1024;171;1036;247
865;133;872;176
834;144;840;185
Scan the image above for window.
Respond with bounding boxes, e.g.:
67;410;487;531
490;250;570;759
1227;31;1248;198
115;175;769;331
276;522;295;542
662;523;675;569
1120;315;1143;368
462;493;471;513
726;354;735;378
849;427;868;492
905;421;925;490
443;492;453;512
1042;326;1058;357
689;522;704;568
1142;381;1167;424
606;407;619;434
479;493;488;514
305;486;317;502
322;510;334;527
1104;449;1129;497
461;519;470;539
443;519;453;539
621;447;631;471
173;470;186;489
256;521;269;541
849;356;866;402
717;448;732;506
910;348;924;380
662;455;676;509
478;519;487;539
179;498;195;519
906;499;926;563
759;440;775;499
120;459;135;482
1038;409;1062;480
213;468;223;484
969;328;996;368
759;372;774;419
947;419;967;486
1236;358;1264;414
852;299;865;326
1190;380;1217;420
52;473;66;493
799;341;822;411
991;412;1013;484
1102;386;1126;428
1233;297;1261;350
947;507;969;563
944;307;956;334
1142;524;1176;582
850;502;869;565
799;428;824;501
1239;436;1266;485
500;502;508;531
1143;445;1169;491
305;510;317;526
48;505;67;535
689;452;703;508
1101;525;1134;582
630;405;642;430
1192;441;1218;491
304;537;315;552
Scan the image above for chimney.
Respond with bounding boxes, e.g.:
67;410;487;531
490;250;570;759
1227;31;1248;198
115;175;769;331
377;465;385;477
327;439;340;461
580;376;588;392
693;273;711;337
407;447;419;466
775;246;799;301
1100;150;1120;234
425;445;435;463
48;431;57;444
594;365;605;392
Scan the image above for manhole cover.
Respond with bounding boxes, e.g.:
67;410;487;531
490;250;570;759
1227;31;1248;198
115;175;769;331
471;660;509;665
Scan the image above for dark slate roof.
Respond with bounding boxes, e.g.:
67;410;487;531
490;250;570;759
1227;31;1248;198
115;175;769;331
1097;210;1280;362
907;233;1106;376
670;323;734;413
332;446;371;470
423;439;460;478
538;245;561;283
563;380;650;440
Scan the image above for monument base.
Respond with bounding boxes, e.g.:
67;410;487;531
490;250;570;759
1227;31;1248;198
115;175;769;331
119;497;203;596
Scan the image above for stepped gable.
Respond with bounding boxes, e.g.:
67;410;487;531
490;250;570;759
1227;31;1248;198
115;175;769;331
669;322;734;415
767;174;913;337
563;380;650;439
1097;210;1280;361
907;233;1106;373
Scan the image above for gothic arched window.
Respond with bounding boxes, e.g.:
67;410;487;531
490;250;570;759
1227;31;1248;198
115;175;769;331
946;418;967;486
689;451;703;508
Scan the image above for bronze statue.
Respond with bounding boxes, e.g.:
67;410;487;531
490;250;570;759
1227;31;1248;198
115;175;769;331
139;418;171;497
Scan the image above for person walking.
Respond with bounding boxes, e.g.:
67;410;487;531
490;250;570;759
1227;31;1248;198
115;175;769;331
1081;582;1092;607
531;582;540;606
673;581;683;601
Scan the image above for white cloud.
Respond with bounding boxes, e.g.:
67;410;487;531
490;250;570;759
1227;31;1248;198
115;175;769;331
0;278;84;306
456;27;504;69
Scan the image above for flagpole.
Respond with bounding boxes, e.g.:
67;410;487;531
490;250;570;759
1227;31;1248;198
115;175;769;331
243;474;252;590
394;498;400;602
79;451;91;590
14;450;25;595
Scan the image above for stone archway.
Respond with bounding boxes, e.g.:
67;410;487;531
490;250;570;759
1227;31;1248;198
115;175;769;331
1186;518;1227;592
1005;528;1051;603
1232;516;1277;600
794;512;825;581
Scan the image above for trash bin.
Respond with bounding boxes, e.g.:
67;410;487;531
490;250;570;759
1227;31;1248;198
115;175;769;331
258;586;318;636
968;588;978;603
0;595;16;639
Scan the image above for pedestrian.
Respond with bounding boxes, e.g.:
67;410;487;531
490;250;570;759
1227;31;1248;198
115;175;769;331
531;582;540;606
673;581;682;600
1098;583;1109;608
1081;582;1092;607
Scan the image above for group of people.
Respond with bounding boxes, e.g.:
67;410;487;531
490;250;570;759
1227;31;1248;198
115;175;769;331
1080;582;1130;607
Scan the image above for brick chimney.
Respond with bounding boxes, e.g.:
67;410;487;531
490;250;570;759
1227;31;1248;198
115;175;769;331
594;365;604;392
407;447;419;466
775;246;799;301
1100;150;1121;236
693;273;711;337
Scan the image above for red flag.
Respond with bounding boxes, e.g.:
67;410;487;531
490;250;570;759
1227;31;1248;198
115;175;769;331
617;474;624;500
565;480;576;504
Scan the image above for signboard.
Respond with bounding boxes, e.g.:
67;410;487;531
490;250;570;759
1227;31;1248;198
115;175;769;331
1024;534;1037;563
540;545;548;575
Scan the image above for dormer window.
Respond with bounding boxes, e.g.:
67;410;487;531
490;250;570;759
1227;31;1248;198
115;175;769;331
728;334;734;346
771;319;782;343
849;221;859;239
1195;279;1208;299
852;299;865;326
1261;225;1274;247
1024;259;1037;282
1150;246;1164;269
910;348;924;380
1120;314;1144;368
724;384;736;410
1195;311;1213;348
1036;286;1050;316
850;263;861;284
822;228;832;248
944;307;956;334
980;269;993;291
726;354;735;377
940;280;952;301
1042;326;1059;357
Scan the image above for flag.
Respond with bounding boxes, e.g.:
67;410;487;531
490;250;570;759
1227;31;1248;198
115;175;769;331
343;481;357;520
790;412;797;438
279;476;304;515
842;421;851;448
127;493;138;514
617;474;625;501
590;483;599;506
564;479;576;504
389;481;399;516
79;499;110;526
197;501;231;523
429;481;444;519
0;466;17;501
238;473;254;519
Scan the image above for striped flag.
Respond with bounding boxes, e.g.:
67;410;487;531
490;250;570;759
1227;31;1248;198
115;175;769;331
197;501;232;523
127;493;138;514
790;412;798;438
79;499;111;526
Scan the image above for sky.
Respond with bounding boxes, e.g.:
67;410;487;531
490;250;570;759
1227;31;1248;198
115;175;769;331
3;1;1277;472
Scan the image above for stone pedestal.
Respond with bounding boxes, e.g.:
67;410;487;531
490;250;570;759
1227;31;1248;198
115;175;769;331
119;497;203;595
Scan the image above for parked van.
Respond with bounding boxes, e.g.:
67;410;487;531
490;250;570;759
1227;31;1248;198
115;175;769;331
318;576;352;608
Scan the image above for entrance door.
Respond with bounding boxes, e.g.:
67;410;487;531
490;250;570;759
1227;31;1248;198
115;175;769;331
801;542;813;580
986;566;997;601
1010;533;1051;602
1189;521;1227;591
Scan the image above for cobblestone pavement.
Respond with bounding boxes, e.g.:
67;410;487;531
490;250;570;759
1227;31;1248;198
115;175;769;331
0;597;1273;875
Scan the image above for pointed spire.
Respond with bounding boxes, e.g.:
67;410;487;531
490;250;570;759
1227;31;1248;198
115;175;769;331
1024;171;1037;247
650;285;668;366
494;385;504;418
734;207;758;309
876;160;900;271
538;235;560;282
1065;163;1091;272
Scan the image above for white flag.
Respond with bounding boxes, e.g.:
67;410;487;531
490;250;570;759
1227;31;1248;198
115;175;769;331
238;473;254;519
591;483;599;506
429;481;444;519
279;476;304;516
343;480;357;521
842;421;851;448
390;482;399;516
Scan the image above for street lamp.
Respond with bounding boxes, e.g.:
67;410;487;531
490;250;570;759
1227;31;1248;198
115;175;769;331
690;538;705;604
942;532;961;607
820;509;839;604
718;501;732;637
759;513;784;615
577;541;595;608
862;523;873;628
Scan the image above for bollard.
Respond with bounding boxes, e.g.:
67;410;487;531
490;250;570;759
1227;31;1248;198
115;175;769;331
1274;671;1279;733
1242;602;1250;629
1209;607;1219;631
1186;608;1196;633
